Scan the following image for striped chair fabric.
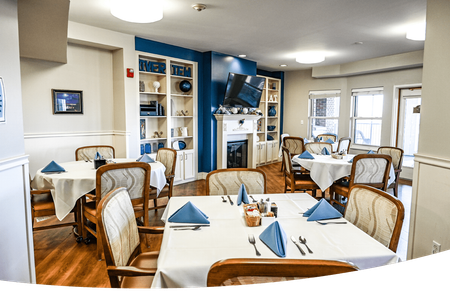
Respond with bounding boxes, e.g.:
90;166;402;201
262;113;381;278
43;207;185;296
206;168;266;195
304;142;332;154
76;145;115;161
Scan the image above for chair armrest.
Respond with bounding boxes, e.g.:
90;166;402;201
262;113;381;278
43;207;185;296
107;266;157;277
137;226;165;234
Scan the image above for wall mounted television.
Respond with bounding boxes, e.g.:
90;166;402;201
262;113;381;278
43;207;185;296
222;73;266;108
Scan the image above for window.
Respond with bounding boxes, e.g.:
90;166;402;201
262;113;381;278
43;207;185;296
351;88;383;146
308;90;340;139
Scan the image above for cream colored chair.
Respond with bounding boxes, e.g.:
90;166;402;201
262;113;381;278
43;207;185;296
97;187;164;288
75;145;115;161
317;133;337;142
82;162;150;260
337;137;351;153
281;136;306;172
377;146;404;197
207;258;358;286
149;148;177;210
282;146;319;196
206;168;267;195
305;142;332;154
345;184;405;252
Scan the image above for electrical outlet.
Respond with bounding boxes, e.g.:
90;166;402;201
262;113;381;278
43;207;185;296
301;120;304;125
432;241;441;254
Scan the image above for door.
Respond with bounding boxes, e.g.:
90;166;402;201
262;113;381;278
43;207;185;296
266;141;273;162
397;88;421;168
259;142;266;164
183;151;195;180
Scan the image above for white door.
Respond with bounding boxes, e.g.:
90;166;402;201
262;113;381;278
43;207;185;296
397;88;421;168
183;151;195;180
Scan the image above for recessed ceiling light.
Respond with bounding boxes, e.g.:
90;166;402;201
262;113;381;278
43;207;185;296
279;64;288;67
406;23;426;41
295;52;325;64
111;0;164;23
354;41;364;45
238;54;247;58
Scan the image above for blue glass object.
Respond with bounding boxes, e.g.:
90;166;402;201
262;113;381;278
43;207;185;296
158;142;164;149
145;143;151;154
140;144;144;155
268;106;276;116
179;80;192;93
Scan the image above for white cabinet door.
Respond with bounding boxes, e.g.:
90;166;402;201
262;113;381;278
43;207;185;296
183;151;195;180
272;141;279;161
266;141;273;162
174;152;184;183
259;142;266;164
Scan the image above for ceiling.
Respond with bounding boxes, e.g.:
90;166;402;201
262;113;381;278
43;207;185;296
68;0;427;72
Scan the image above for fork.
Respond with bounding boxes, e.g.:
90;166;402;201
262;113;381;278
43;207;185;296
248;234;261;256
316;220;347;225
250;195;257;202
221;196;227;203
227;195;234;205
174;225;202;231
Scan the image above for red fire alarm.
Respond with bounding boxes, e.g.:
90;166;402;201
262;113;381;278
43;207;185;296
127;68;134;78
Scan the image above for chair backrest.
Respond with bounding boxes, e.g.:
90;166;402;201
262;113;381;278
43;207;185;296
76;145;115;161
337;137;351;153
206;168;267;195
349;154;392;190
283;137;305;156
207;258;358;286
156;148;177;177
345;185;405;251
377;146;404;170
317;133;337;142
304;142;332;154
281;146;293;177
96;162;150;208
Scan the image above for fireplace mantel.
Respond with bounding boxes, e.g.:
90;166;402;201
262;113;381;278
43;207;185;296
214;114;261;169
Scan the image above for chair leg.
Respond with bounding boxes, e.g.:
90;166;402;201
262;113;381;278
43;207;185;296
97;232;103;261
280;159;285;172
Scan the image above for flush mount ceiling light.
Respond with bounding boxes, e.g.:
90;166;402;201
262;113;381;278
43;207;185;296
279;64;288;67
406;23;426;41
192;4;207;11
111;0;164;23
238;54;247;58
295;52;325;64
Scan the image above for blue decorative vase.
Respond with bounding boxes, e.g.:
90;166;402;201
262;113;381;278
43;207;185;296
140;144;144;155
179;80;192;93
158;142;164;150
145;143;151;154
268;106;276;117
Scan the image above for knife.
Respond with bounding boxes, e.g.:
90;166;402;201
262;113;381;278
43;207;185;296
290;236;306;256
169;225;210;228
227;195;234;205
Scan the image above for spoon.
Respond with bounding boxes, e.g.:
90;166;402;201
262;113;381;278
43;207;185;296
174;225;202;231
299;236;313;253
250;195;257;202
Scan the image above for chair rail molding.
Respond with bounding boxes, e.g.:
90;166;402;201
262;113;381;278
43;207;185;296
24;130;130;139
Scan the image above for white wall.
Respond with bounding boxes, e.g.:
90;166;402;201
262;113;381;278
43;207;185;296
0;0;35;283
22;22;136;176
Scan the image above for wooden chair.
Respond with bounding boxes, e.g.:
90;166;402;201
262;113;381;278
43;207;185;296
206;168;267;195
82;162;151;260
281;136;305;172
337;137;352;153
148;148;177;210
345;185;405;252
75;145;115;161
30;182;82;241
317;133;337;142
282;146;320;196
304;142;332;154
329;154;392;212
97;187;164;288
207;258;358;286
377;146;404;197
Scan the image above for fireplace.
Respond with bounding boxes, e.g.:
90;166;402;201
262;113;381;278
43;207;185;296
227;140;248;168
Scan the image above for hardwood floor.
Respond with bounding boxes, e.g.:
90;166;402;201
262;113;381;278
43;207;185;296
32;161;411;287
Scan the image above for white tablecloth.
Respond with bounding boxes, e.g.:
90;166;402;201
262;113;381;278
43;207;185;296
153;193;400;288
31;158;166;220
292;154;395;191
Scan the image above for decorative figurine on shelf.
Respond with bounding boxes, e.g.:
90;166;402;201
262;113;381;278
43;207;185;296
139;81;145;92
269;95;273;102
231;107;238;114
153;131;163;138
274;95;278;102
181;110;189;116
153;81;161;93
242;108;248;114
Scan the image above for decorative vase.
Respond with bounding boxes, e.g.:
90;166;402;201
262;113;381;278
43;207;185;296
179;80;192;93
268;106;276;117
158;142;164;149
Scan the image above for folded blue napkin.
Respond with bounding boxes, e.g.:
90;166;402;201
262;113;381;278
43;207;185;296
298;150;314;159
136;153;155;163
321;147;330;155
41;161;66;173
168;201;210;224
367;150;375;154
348;157;354;163
303;198;342;221
95;152;103;160
237;184;249;206
259;221;287;257
304;138;309;144
325;138;334;144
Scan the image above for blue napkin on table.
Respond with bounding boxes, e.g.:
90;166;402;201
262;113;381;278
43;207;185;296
348;156;354;163
367;150;375;154
325;138;334;144
237;184;249;206
136;153;155;163
41;161;66;173
298;150;314;159
303;198;342;221
304;138;309;144
95;152;103;160
168;201;210;224
321;147;330;155
259;221;287;257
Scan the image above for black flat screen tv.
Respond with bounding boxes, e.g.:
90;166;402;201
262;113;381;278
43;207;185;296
222;73;265;108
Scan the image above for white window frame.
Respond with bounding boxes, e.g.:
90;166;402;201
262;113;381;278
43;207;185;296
308;90;341;140
350;87;384;148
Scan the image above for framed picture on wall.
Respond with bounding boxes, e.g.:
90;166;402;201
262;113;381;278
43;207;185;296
52;89;83;114
0;77;5;123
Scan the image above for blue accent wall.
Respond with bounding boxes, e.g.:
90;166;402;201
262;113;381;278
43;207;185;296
135;37;283;174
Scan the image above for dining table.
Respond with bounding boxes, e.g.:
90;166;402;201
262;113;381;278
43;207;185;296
31;158;167;221
152;193;400;288
292;154;396;192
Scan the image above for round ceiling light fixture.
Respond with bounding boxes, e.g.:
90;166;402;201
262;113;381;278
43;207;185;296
192;3;207;11
406;23;426;41
295;52;326;64
111;0;164;23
